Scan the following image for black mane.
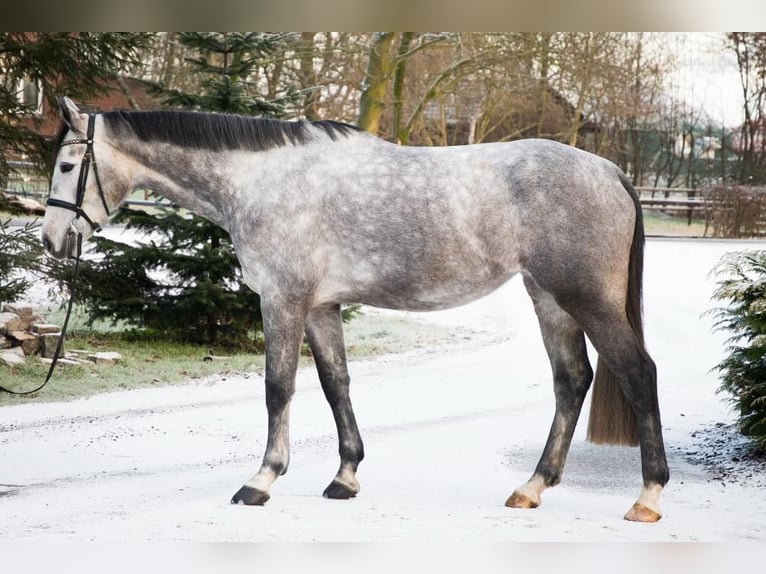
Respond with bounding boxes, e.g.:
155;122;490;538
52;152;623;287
101;110;361;152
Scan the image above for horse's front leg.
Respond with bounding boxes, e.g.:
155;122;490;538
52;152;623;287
231;300;307;505
305;304;364;499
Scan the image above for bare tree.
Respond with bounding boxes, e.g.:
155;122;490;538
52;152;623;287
136;31;690;191
728;32;766;184
288;33;368;122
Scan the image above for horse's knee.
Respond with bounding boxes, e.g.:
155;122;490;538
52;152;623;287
264;378;294;412
319;372;351;403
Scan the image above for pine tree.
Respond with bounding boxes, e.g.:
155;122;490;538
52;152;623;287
710;251;766;449
0;219;45;304
74;33;302;349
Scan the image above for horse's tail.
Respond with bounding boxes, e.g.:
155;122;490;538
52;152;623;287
586;172;643;447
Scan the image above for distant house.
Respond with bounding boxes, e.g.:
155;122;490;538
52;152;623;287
673;133;723;160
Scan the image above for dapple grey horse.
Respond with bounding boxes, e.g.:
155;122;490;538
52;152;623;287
41;97;668;522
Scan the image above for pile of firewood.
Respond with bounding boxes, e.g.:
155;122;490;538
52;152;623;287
0;302;61;366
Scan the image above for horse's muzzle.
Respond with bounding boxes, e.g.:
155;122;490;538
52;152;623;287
42;226;82;260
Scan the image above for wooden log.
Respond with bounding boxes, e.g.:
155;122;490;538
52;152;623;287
8;331;40;356
0;347;26;367
39;333;62;359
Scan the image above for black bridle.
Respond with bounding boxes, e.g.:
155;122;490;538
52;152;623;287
45;113;111;233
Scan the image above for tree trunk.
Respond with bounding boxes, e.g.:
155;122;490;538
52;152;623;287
356;32;396;135
535;34;553;139
392;32;415;143
298;32;320;120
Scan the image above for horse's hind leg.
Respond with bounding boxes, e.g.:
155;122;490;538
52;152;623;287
506;276;593;510
575;309;668;522
305;304;364;499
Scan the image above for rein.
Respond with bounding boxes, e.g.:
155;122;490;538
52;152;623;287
1;115;103;395
0;231;82;395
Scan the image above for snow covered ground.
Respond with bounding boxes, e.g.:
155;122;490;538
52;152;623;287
1;237;765;542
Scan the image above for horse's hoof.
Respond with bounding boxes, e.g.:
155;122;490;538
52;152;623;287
323;480;358;500
505;490;540;509
624;502;662;523
231;485;270;506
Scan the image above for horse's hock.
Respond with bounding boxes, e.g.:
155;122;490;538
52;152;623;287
0;303;65;366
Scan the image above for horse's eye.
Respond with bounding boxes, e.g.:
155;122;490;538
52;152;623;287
60;163;75;173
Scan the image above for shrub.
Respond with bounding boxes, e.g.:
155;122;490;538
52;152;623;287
0;218;45;304
703;186;766;238
710;250;766;448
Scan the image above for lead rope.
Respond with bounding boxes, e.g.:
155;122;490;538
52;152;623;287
0;229;82;396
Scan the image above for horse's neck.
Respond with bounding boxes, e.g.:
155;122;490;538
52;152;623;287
127;144;237;230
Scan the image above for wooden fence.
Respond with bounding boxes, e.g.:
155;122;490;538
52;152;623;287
637;186;766;238
637;187;702;224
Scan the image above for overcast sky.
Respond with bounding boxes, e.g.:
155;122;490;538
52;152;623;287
673;32;744;128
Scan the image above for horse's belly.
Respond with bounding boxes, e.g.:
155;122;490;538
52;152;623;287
373;277;515;311
317;261;519;312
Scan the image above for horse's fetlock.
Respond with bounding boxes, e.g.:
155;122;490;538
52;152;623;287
340;439;364;463
539;469;562;488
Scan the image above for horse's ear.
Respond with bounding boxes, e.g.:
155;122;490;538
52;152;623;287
57;96;88;133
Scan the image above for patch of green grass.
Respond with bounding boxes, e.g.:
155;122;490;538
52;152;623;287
1;335;267;404
0;311;465;405
642;211;708;237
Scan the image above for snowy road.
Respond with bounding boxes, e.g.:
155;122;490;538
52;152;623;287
1;238;765;541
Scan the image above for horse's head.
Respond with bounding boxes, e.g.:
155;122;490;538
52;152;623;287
42;97;118;259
